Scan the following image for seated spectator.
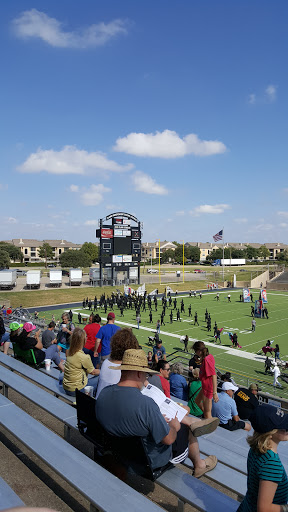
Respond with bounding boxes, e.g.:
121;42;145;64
57;313;75;353
152;339;166;364
83;313;101;367
0;310;10;354
96;328;139;399
63;328;99;397
148;359;171;397
16;322;45;364
238;404;288;512
234;383;259;420
147;350;153;369
96;349;219;478
169;362;188;401
41;321;65;372
212;382;251;432
188;353;201;381
9;321;23;346
188;369;203;417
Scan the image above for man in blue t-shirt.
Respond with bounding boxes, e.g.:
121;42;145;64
95;312;120;363
212;382;251;432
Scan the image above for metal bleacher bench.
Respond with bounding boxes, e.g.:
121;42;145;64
0;394;163;512
0;364;77;441
0;352;74;403
0;476;25;511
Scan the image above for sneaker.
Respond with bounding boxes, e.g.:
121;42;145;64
190;417;220;437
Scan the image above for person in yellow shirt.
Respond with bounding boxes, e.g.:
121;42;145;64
63;328;99;397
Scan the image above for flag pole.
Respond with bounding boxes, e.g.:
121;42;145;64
222;227;225;283
159;239;161;285
183;240;185;283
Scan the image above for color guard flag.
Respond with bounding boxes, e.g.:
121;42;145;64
213;230;223;242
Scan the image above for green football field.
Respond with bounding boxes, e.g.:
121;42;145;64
37;288;288;398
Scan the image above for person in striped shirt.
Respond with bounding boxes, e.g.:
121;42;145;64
237;404;288;512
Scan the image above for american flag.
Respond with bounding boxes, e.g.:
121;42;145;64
213;230;223;242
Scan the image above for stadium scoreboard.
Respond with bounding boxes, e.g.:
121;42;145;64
96;212;142;285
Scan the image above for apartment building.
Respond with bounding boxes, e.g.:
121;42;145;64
4;239;82;263
141;241;177;261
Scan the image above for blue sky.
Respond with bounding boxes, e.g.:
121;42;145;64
1;1;288;244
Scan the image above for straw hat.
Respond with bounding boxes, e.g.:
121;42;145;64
109;349;158;374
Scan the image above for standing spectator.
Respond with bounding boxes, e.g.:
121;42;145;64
152;339;166;364
0;311;10;354
169;362;188;401
275;344;281;361
237;405;288;512
69;309;73;321
234;384;259;420
264;356;272;374
251;318;256;332
183;334;188;353
156;319;161;334
78;312;82;324
188;369;203;417
272;363;282;388
83;313;101;367
136;314;141;330
95;312;120;364
193;341;218;418
215;329;222;344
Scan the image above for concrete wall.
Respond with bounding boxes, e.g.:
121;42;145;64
266;282;288;291
251;270;269;288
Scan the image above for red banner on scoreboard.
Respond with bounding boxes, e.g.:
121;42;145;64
101;228;113;238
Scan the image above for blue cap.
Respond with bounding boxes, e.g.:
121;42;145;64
250;404;288;433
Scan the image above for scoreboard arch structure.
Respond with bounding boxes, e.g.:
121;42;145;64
96;212;142;287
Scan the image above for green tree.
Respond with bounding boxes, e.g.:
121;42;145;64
0;249;10;268
258;245;270;260
38;243;54;268
0;243;23;262
81;242;99;262
59;249;92;268
277;250;288;262
245;245;259;260
161;248;175;263
174;245;187;264
186;245;200;262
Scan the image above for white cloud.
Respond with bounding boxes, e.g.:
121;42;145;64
190;204;231;216
4;217;18;224
280;223;288;228
234;217;248;224
254;223;274;231
80;184;111;206
114;129;227;158
12;9;128;48
18;145;133;175
176;210;185;216
277;211;288;217
69;184;79;192
84;220;98;226
265;84;277;102
248;94;256;105
132;171;168;195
